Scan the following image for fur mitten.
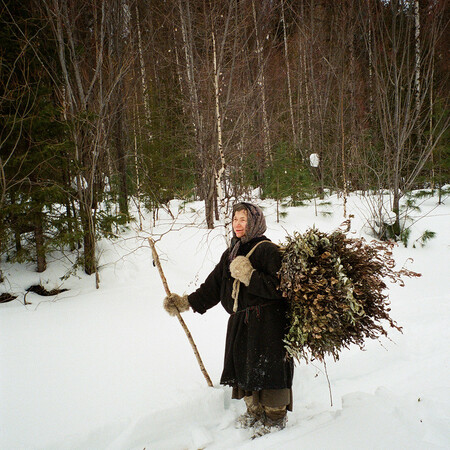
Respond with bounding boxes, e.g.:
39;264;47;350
230;256;255;286
163;293;190;316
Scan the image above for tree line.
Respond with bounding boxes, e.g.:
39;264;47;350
0;0;448;282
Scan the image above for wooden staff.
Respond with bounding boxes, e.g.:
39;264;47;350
148;238;213;388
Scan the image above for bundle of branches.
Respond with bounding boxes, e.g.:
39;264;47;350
279;228;420;362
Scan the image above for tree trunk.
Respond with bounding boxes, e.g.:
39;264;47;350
178;0;212;227
115;103;129;220
212;31;229;240
368;2;374;120
340;85;348;218
133;93;144;231
134;4;152;138
303;41;313;157
34;210;46;273
414;0;421;122
65;200;76;251
111;1;128;220
252;0;271;164
80;203;96;275
281;0;299;155
392;185;401;238
205;172;215;229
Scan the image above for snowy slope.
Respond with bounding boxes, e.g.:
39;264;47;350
1;193;449;449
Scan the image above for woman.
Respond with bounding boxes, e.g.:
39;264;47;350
163;202;294;437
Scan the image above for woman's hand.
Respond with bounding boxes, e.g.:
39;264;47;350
230;256;255;286
163;293;190;316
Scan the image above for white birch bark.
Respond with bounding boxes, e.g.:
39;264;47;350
212;31;230;242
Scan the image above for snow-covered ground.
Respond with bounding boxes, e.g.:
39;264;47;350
1;192;449;449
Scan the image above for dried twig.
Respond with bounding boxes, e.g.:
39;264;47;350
148;238;213;387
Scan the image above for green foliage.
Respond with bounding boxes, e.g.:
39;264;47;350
378;216;410;245
410;190;435;199
0;0;447;280
138;107;195;205
51;211;83;250
413;230;436;248
142;138;195;200
279;228;420;362
282;199;308;207
59;256;84;281
417;100;450;189
0;2;74;266
400;227;411;247
96;210;120;239
402;198;421;212
261;142;317;200
441;186;450;196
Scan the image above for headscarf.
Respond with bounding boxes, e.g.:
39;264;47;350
229;202;267;262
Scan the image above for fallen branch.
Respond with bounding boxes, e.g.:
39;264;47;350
148;238;213;387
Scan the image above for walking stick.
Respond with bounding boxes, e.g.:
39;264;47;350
148;238;213;388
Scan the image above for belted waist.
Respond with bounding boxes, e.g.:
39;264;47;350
231;300;279;324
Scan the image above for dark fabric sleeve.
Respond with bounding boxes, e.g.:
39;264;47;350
187;250;228;314
247;243;283;300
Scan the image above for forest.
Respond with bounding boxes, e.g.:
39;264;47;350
0;0;448;281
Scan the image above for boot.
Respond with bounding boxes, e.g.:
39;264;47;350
235;396;264;429
251;406;287;439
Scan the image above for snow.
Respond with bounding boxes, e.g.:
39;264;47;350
1;192;449;449
309;153;320;168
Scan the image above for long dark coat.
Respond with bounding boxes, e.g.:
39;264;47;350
188;236;294;391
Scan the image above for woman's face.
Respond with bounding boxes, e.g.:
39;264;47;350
232;210;248;238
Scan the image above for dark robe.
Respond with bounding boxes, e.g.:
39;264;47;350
188;236;294;391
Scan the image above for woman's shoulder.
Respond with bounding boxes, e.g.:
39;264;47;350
218;247;231;263
247;236;280;255
248;238;282;270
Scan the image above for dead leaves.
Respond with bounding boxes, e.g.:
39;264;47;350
280;228;417;362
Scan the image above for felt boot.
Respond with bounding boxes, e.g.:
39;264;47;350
235;396;264;429
251;406;287;439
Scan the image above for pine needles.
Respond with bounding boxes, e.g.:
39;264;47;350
279;228;420;362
